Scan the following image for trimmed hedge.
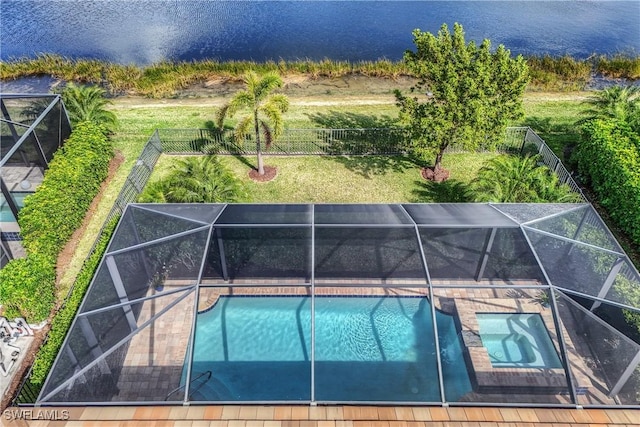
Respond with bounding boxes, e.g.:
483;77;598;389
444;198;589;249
18;121;113;260
0;254;55;321
576;119;640;245
28;217;119;388
0;121;113;323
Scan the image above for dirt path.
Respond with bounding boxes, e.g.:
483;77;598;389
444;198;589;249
109;74;591;110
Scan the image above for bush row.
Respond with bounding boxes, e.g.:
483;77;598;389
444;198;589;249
0;122;113;323
2;54;638;97
27;216;119;390
596;54;640;80
526;55;592;91
0;254;56;321
576;119;640;246
18;121;113;261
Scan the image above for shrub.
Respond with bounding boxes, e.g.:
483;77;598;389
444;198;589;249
597;54;640;80
575;119;640;245
527;55;591;91
18;121;113;260
473;154;581;203
138;156;247;203
28;217;119;389
0;254;55;322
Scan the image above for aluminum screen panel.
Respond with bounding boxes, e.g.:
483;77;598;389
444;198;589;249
109;205;207;252
141;203;225;224
214;204;311;225
314;227;425;280
404;204;517;227
492;203;586;225
525;205;623;253
314;204;413;225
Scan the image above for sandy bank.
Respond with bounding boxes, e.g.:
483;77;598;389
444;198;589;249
109;74;591;110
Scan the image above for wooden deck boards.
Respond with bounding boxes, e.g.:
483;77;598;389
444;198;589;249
2;406;637;426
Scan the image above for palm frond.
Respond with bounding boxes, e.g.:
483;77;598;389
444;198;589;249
234;115;253;142
266;94;290;113
215;104;231;130
253;72;283;100
260;103;285;139
260;121;273;149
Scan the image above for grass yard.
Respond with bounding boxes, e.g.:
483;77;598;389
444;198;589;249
520;93;587;160
149;152;499;203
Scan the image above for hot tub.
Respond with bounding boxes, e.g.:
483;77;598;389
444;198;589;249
476;313;562;369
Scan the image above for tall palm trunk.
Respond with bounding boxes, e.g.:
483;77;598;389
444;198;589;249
254;109;264;175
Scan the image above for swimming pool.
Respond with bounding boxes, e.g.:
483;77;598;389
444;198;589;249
0;192;29;222
186;296;472;402
477;313;562;369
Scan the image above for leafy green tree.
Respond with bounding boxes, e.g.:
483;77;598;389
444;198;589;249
138;156;246;203
395;23;529;174
216;71;289;175
578;85;640;133
60;82;117;132
473;155;580;203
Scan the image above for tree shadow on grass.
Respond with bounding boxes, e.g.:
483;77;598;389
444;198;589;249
410;179;475;203
307;110;399;129
308;110;414;178
329;155;425;179
203;120;256;170
521;116;581;162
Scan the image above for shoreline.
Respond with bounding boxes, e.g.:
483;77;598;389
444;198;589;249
1;73;635;108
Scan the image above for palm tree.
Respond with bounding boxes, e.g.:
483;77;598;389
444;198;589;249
473;155;580;203
577;85;640;128
138;156;246;203
216;71;289;175
60;82;117;132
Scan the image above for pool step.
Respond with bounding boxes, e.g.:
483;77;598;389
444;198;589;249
197;291;221;313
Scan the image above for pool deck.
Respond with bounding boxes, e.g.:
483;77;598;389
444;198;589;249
2;404;638;426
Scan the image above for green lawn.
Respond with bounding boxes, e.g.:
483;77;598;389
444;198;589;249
150;152;499;203
520;94;587;161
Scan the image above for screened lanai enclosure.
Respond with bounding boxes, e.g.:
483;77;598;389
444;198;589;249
39;203;640;407
0;94;71;265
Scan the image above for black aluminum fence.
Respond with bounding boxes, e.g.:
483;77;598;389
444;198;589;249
158;127;529;156
158;127;409;155
523;128;587;201
99;130;163;239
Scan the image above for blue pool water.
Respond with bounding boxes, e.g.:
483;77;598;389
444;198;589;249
477;313;562;369
186;296;472;402
0;193;28;222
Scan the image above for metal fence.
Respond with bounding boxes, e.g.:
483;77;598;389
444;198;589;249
158;127;409;155
158;127;530;157
523;128;587;201
97;130;163;239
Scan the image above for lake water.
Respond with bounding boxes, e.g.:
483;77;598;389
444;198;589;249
1;1;639;65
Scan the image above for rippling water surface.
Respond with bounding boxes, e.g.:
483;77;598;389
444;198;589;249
2;1;639;65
